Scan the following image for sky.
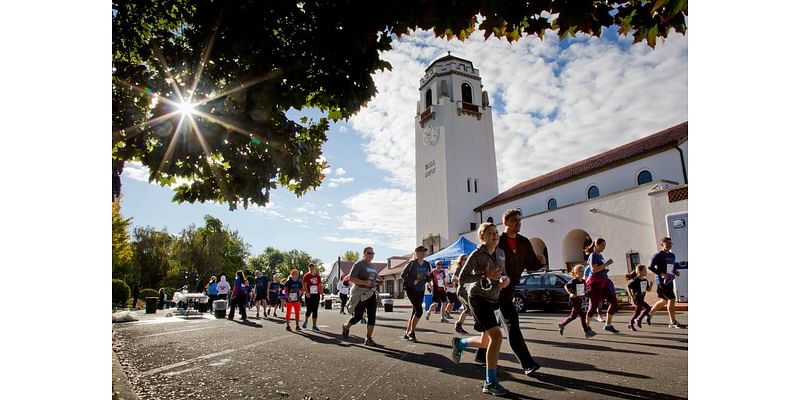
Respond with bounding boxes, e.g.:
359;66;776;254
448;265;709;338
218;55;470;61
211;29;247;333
119;24;688;274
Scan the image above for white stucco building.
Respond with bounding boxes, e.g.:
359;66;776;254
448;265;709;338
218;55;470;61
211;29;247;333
415;55;688;299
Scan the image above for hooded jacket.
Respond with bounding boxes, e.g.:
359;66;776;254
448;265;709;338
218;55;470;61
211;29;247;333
216;275;230;294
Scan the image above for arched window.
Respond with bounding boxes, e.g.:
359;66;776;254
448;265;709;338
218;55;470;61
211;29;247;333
637;170;653;185
587;185;600;199
425;89;432;108
461;83;473;104
547;198;557;210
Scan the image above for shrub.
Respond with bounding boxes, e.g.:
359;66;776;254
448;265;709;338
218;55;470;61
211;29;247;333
139;288;159;299
112;279;131;307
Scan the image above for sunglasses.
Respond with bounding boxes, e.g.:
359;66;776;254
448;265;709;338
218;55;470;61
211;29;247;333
366;252;375;255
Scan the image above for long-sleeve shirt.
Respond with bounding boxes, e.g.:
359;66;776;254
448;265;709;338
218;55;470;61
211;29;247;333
498;232;543;299
457;245;507;303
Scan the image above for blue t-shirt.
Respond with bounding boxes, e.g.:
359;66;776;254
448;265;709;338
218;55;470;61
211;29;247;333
284;278;303;302
207;282;218;296
254;276;269;294
586;252;608;280
404;260;431;292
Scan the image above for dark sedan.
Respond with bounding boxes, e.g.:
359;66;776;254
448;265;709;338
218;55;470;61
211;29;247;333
512;271;573;312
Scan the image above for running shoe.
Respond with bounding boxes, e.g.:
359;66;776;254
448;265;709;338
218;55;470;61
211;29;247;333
558;323;564;336
455;323;468;334
342;323;349;339
585;329;597;338
425;313;430;321
364;337;378;347
646;315;651;325
595;315;606;322
450;337;463;364
603;325;620;333
408;332;417;342
295;324;302;331
312;325;320;332
302;320;308;329
403;333;411;341
636;318;643;329
627;323;637;332
440;317;448;323
482;381;509;396
286;325;292;332
668;321;685;329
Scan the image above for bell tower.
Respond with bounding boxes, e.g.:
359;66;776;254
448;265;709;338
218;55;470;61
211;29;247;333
415;54;499;251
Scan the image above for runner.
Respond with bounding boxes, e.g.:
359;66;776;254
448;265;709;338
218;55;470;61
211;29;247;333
444;266;458;319
267;274;281;317
649;237;685;328
253;271;269;318
227;271;247;321
450;223;511;396
584;238;620;333
284;269;303;331
625;264;653;331
401;245;432;342
337;276;351;315
425;260;449;323
342;247;382;346
557;265;596;338
450;254;471;334
302;263;323;331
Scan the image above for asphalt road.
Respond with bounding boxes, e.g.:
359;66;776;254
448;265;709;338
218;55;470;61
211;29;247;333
112;305;688;400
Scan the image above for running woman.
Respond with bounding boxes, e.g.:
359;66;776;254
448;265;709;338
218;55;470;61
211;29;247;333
284;269;303;331
450;254;471;334
302;263;323;331
401;245;432;342
337;276;351;315
450;223;511;396
557;265;597;338
584;238;620;334
625;264;653;331
342;247;383;346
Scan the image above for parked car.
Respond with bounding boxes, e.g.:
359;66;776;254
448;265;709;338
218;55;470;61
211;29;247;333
512;271;573;312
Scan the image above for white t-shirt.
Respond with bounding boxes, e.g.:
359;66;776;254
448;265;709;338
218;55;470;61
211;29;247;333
337;280;351;295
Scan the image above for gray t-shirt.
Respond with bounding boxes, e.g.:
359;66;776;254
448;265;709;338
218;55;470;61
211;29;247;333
350;260;378;288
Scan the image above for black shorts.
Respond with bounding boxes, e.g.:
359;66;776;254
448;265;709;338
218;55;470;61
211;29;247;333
432;291;448;304
657;283;676;300
256;292;267;301
468;296;501;332
446;292;458;303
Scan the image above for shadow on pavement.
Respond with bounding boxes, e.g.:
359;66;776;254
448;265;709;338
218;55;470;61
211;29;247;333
525;338;657;355
532;372;687;400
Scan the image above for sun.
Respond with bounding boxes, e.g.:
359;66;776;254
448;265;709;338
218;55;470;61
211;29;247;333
177;100;196;116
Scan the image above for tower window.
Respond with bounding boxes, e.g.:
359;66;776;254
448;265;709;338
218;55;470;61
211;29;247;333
474;179;478;193
587;185;599;199
425;89;432;108
461;83;473;104
467;179;471;192
547;198;557;210
637;170;653;185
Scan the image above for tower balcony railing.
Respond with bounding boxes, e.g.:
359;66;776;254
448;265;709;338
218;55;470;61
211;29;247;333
457;100;482;120
419;106;435;127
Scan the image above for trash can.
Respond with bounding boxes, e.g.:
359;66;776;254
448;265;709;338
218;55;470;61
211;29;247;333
145;297;158;314
213;300;227;319
324;298;333;310
379;293;393;312
197;302;209;313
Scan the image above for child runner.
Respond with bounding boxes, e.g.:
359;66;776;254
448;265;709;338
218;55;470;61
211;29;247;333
284;269;303;331
450;254;471;334
557;265;597;338
444;267;458;319
426;260;449;322
625;264;653;331
450;223;511;396
267;274;281;317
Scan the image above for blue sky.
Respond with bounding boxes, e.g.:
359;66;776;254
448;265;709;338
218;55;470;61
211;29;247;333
119;25;688;273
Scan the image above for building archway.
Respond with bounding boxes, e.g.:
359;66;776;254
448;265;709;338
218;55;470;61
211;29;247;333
563;229;592;271
530;237;549;271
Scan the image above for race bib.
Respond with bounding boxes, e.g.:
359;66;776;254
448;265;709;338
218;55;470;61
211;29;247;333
437;279;444;287
576;283;585;296
640;281;648;292
289;293;298;301
310;286;319;294
667;264;674;275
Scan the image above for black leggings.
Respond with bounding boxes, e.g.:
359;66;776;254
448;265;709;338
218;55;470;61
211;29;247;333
406;289;424;318
305;294;321;319
348;292;377;326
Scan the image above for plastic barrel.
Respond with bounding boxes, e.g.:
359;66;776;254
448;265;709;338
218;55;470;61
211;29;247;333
423;293;432;311
324;298;333;310
145;297;158;314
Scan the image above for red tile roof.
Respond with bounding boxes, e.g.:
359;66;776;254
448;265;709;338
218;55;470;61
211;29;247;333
476;122;688;211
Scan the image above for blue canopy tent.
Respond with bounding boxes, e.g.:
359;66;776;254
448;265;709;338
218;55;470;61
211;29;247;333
424;236;477;267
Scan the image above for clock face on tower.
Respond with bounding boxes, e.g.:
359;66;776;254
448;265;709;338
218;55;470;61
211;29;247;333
423;126;440;146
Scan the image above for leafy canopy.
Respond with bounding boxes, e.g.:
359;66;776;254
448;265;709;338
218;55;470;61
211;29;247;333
112;0;687;209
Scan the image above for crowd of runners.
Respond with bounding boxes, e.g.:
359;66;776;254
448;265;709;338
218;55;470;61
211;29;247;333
194;207;685;397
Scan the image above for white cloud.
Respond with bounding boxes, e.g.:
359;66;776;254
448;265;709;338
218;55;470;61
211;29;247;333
121;161;151;183
321;236;376;246
328;177;354;188
294;205;332;220
338;189;416;252
335;167;346;176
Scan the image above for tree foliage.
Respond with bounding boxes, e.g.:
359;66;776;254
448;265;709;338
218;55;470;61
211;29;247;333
248;246;324;280
112;201;135;281
172;215;251;282
342;250;359;262
112;279;131;307
132;226;174;289
112;0;687;209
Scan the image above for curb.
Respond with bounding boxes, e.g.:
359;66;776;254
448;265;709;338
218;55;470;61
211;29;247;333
112;350;138;400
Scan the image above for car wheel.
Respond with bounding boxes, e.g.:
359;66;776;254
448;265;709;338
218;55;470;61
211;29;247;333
512;295;526;313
